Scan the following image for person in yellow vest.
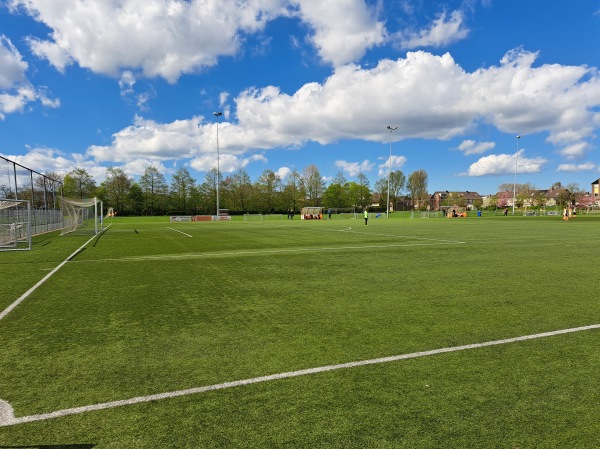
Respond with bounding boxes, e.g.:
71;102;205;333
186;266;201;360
563;207;569;221
364;209;369;225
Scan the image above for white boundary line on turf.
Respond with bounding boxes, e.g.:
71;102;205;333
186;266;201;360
328;226;462;243
70;240;467;263
0;224;112;323
1;323;598;427
166;227;193;238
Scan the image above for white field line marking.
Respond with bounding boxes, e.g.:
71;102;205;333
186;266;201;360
72;240;466;264
321;226;464;244
166;227;193;238
1;323;598;427
338;229;463;243
0;224;112;322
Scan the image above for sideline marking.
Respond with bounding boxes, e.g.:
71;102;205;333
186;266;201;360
166;227;193;238
1;323;598;427
0;224;111;322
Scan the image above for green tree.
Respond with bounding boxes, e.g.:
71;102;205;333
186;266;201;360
170;167;196;213
139;165;168;215
407;169;429;210
255;169;282;213
322;183;350;208
346;174;372;210
374;170;404;211
198;169;218;214
356;173;372;209
63;167;96;200
282;169;305;212
322;171;349;208
302;164;324;205
100;167;132;214
450;192;466;208
560;183;583;206
127;182;144;215
374;178;387;199
556;189;572;207
233;168;254;212
390;170;406;201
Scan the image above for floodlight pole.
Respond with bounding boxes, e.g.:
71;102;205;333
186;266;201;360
386;126;398;218
213;111;223;217
512;135;520;215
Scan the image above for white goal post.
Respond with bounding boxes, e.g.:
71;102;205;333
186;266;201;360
0;199;32;251
61;197;104;236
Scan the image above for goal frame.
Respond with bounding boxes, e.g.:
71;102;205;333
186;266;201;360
61;197;104;236
0;199;32;251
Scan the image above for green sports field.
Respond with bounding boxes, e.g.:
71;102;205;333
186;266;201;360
0;214;599;448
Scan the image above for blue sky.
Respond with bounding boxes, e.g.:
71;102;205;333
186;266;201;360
1;0;600;195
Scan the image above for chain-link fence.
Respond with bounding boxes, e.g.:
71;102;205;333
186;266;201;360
0;155;63;235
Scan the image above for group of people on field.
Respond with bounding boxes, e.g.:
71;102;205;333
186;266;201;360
563;206;576;221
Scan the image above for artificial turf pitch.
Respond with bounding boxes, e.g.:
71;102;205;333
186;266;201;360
0;214;599;447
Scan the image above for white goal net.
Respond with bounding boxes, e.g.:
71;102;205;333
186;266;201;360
61;197;104;235
0;199;31;251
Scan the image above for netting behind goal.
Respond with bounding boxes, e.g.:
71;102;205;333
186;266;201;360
326;208;357;219
0;199;31;251
61;197;104;235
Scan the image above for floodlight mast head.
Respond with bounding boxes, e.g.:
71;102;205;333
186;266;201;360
213;111;222;118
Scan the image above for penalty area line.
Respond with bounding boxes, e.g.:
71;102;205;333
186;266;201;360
1;323;598;427
166;227;193;238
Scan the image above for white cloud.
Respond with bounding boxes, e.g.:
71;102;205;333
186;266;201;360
219;92;230;109
557;141;589;159
294;0;387;67
397;10;469;50
456;139;495;155
377;154;407;177
334;159;374;177
10;0;286;82
6;147;75;174
88;115;204;163
0;35;28;88
557;162;597;172
233;48;600;147
276;166;292;180
119;71;136;97
9;0;385;83
0;35;60;118
84;49;600;175
121;159;171;177
189;152;267;174
468;150;547;176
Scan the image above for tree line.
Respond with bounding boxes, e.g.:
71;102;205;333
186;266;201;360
57;164;431;216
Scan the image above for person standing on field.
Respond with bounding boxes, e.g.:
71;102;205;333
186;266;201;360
364;209;369;225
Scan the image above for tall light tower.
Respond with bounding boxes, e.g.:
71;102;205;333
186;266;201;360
512;135;521;215
213;111;223;217
386;126;398;218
